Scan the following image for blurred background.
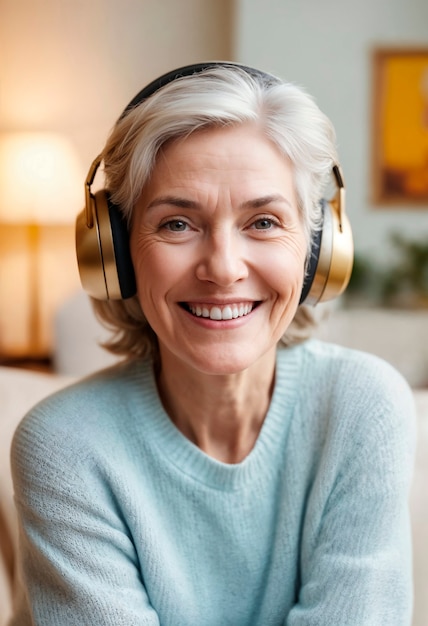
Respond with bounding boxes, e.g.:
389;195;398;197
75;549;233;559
0;0;427;380
1;3;428;624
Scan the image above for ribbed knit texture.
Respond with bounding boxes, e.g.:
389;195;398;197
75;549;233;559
10;340;415;625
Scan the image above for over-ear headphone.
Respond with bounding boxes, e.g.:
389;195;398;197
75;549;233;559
76;62;353;306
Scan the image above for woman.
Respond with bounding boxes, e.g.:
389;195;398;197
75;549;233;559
11;63;415;625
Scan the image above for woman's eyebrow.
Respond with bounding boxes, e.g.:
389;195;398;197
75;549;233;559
147;196;199;210
241;194;292;209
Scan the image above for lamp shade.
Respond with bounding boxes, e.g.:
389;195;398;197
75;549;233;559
0;132;84;224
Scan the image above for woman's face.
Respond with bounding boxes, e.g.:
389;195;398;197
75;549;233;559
130;123;307;376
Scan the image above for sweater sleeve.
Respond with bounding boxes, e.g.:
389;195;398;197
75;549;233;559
10;405;160;626
286;358;416;626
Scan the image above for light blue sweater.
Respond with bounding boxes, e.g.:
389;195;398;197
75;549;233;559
10;340;415;625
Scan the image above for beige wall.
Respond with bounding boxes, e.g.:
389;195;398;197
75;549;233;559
0;0;234;165
0;0;234;357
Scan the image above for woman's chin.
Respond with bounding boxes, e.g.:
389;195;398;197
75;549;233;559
160;342;276;378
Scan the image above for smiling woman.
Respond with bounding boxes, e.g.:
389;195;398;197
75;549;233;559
9;63;415;626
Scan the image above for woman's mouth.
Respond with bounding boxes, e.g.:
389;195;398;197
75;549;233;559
181;302;258;321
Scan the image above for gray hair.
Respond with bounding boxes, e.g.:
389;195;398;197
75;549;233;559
92;64;338;360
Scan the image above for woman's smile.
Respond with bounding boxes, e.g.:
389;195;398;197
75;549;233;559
182;301;258;321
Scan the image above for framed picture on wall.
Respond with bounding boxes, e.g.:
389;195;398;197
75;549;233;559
372;47;428;205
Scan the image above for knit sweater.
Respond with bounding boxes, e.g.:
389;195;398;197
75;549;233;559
10;340;415;625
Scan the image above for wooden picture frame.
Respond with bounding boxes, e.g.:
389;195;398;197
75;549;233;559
371;47;428;206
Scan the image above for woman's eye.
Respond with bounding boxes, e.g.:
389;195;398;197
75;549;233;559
162;219;188;232
252;217;278;230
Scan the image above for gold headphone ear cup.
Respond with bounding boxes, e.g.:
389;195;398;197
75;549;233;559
319;206;353;303
304;201;354;306
76;190;136;300
76;190;109;300
76;189;123;300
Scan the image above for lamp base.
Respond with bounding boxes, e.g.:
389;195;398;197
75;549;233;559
0;354;53;373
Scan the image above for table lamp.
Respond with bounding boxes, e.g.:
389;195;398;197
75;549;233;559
0;132;83;357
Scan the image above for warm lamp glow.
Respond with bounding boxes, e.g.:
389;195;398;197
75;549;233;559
0;131;84;358
0;132;84;224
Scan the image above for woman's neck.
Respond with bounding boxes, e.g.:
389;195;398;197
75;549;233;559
156;348;277;464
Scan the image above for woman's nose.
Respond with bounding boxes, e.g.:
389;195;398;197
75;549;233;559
195;230;249;286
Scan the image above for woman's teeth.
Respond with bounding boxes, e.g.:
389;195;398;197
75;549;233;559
188;303;253;320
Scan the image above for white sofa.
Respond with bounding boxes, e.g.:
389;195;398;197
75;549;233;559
1;365;427;625
314;306;428;389
0;366;74;625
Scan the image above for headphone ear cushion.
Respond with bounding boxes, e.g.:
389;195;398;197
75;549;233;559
107;196;136;299
299;201;325;305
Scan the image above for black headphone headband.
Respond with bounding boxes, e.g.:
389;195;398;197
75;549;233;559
76;61;354;304
119;62;279;120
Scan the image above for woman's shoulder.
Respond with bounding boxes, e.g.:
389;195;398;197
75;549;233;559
283;339;416;444
24;357;150;412
295;338;413;397
11;358;157;465
282;340;416;489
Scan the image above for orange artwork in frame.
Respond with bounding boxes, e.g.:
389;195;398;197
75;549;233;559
372;47;428;206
